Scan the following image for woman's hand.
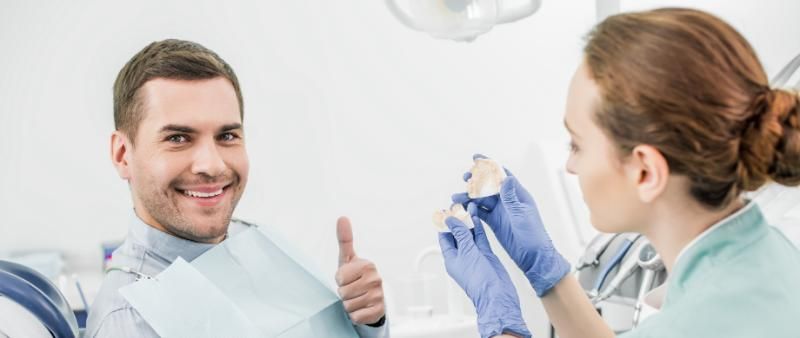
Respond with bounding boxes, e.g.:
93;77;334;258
438;208;531;338
453;155;570;297
455;156;614;338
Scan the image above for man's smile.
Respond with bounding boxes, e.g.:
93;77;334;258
174;183;233;207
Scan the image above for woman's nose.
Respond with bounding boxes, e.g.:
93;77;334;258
565;157;577;175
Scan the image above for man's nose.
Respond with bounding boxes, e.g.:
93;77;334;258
191;140;227;178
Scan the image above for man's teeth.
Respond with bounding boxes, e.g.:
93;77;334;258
183;189;223;198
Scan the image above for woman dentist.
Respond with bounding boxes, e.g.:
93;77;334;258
438;8;800;338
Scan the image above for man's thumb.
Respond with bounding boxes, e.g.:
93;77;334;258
337;216;356;266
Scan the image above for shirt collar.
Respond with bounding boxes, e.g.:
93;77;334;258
127;209;218;263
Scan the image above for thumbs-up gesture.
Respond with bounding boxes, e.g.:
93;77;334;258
335;216;386;326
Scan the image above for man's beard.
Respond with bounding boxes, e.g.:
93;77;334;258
137;172;242;243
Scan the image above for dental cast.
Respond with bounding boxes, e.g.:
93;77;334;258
432;204;476;232
466;158;507;199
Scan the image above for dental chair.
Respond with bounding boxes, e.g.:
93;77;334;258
0;260;79;338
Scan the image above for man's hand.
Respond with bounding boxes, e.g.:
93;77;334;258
335;216;386;326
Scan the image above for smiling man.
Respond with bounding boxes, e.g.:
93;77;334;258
85;39;387;337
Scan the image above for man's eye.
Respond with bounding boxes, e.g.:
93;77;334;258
167;135;189;143
219;132;239;142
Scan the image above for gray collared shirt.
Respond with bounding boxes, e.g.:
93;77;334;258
86;213;388;338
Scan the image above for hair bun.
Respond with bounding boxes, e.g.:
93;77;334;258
738;89;800;191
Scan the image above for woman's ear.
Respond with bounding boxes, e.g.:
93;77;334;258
111;131;132;180
625;144;670;203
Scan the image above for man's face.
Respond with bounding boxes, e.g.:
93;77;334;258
114;77;249;243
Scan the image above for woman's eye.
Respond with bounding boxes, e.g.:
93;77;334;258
568;141;580;153
168;135;188;143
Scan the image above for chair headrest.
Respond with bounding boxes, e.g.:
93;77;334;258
0;296;52;338
0;260;78;338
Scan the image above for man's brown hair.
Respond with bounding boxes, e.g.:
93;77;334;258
584;8;800;209
113;39;243;143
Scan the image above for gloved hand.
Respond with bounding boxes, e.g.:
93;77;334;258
453;154;570;297
438;205;531;338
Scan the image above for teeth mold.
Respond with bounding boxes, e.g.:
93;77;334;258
432;203;476;233
466;158;507;199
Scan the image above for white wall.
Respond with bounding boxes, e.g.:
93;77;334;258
1;0;798;336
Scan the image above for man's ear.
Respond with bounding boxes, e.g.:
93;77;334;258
111;131;132;180
625;144;669;203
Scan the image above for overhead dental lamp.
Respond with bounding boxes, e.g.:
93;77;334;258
386;0;622;42
385;0;543;42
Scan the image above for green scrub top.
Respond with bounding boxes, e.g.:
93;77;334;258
620;202;800;338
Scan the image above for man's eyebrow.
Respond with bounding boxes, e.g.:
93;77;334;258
219;123;243;132
159;124;197;134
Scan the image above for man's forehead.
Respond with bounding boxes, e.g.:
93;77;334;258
138;77;242;133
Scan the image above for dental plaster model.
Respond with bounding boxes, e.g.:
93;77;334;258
432;204;476;233
466;158;507;199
